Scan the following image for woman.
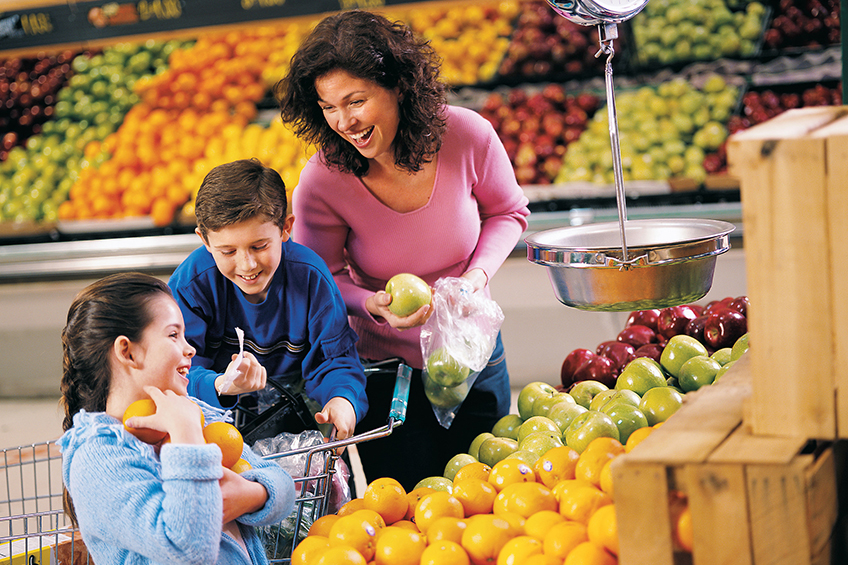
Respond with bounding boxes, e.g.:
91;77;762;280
276;10;530;490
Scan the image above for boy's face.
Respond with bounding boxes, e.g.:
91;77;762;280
198;215;294;304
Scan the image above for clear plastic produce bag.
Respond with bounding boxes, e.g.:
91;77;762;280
420;277;504;429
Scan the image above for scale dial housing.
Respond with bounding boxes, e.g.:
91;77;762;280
545;0;649;25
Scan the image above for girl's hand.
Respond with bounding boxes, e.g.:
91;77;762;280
216;352;267;395
126;386;205;445
314;397;356;443
219;467;267;522
366;291;433;329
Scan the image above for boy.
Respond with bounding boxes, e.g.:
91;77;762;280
168;159;368;440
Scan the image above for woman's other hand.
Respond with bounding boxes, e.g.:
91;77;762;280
461;268;488;293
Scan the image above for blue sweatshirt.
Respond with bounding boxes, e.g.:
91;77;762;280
57;403;295;565
168;240;369;420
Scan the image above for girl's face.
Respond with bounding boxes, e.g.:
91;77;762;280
131;295;195;396
315;68;401;164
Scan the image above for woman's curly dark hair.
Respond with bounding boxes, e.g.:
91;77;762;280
275;10;447;177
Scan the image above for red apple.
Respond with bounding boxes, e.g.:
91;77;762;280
657;305;700;340
561;348;595;387
703;297;733;317
633;343;664;364
625;309;661;331
572;355;617;389
617;325;657;349
727;296;749;317
704;309;748;350
684;315;709;344
596;340;636;375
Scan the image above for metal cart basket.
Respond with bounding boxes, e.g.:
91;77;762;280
0;360;411;565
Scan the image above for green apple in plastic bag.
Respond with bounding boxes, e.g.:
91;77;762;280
426;346;471;387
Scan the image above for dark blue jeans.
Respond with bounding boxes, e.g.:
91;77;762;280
354;333;510;492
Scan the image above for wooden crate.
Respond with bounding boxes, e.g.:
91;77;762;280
726;107;848;439
612;356;841;565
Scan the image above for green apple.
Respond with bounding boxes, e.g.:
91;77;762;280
569;380;610;409
478;436;519;467
616;358;667;397
730;333;749;361
426;347;471;387
385;273;431;317
678;355;721;392
710;348;733;366
548;402;588;434
517;416;561;444
506;449;540;467
517;381;559;420
660;335;709;377
715;359;736;381
468;432;494;460
589;389;641;412
423;377;470;409
519;430;564;458
564;410;620;453
532;392;576;419
414;476;453;493
492;414;524;440
639;387;684;426
443;453;477;481
602;402;649;444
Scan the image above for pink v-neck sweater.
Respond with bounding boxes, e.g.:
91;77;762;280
292;105;530;368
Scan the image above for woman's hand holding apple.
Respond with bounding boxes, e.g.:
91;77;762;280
216;351;267;395
366;290;432;329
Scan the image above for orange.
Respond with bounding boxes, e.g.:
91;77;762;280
562;541;616;565
452;478;497;516
558;484;612;525
495;511;526;536
363;478;409;525
493;482;557;519
624;426;654;453
488;459;536;492
405;487;436;520
575;438;624;489
460;514;516;565
598;459;615;499
542;521;588;561
415;491;465;534
337;498;367;516
586;503;618;556
315;544;368;565
389;519;419;532
352;508;387;532
328;514;379;562
202;421;244;469
524;555;565;565
675;505;693;552
551;479;595;504
534;446;580;489
309;514;341;537
496;535;543;565
523;510;565;541
373;526;427;565
426;516;468;544
122;399;167;444
291;534;330;565
453;462;492;485
420;540;471;565
231;458;252;473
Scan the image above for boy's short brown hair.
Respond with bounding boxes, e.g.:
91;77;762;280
195;159;288;240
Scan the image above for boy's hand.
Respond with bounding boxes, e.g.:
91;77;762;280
216;352;267;395
366;291;432;329
315;397;356;442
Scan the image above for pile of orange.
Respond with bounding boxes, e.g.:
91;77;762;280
292;434;655;565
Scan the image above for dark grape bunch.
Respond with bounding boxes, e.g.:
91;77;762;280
763;0;840;50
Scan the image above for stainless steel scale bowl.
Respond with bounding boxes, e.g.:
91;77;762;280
526;0;734;311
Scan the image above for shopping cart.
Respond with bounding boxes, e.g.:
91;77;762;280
0;359;411;565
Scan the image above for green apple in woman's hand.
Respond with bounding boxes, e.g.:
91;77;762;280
385;273;431;317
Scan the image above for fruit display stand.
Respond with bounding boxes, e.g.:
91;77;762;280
612;354;845;565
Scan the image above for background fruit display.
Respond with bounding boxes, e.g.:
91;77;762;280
631;0;768;66
762;0;840;50
554;75;739;185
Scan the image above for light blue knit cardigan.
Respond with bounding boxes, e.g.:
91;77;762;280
57;402;295;565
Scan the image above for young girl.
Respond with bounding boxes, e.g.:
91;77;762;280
57;272;295;565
